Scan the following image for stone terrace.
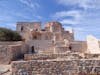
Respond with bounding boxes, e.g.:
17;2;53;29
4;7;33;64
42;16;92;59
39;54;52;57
12;59;100;75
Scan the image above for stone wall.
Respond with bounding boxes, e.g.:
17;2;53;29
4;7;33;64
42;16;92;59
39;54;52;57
16;22;41;32
0;45;22;64
0;41;22;45
54;46;70;54
0;45;10;64
12;59;100;75
45;22;63;32
24;54;69;60
10;44;26;60
70;41;87;53
0;42;28;64
27;40;53;53
63;31;74;42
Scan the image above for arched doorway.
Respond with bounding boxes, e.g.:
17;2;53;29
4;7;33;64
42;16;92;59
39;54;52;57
31;46;35;53
69;46;72;50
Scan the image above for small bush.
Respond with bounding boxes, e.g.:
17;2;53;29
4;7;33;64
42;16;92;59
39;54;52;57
0;28;22;41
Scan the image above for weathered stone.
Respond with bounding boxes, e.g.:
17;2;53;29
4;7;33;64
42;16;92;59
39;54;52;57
11;59;100;75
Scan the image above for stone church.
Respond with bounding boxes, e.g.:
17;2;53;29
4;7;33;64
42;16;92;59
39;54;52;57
16;21;87;54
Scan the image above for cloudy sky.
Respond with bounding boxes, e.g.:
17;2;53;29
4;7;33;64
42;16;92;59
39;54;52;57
0;0;100;40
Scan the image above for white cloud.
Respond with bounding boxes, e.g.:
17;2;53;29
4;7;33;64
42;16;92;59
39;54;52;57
18;0;42;20
19;0;40;10
52;10;82;25
57;0;100;10
60;19;78;25
53;0;100;40
53;0;100;25
52;10;81;19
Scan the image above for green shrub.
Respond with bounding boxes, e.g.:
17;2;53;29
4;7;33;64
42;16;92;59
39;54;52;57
0;28;22;41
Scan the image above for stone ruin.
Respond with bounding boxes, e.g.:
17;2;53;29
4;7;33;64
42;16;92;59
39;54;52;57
0;21;100;75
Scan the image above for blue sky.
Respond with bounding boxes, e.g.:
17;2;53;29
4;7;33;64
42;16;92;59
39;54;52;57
0;0;100;40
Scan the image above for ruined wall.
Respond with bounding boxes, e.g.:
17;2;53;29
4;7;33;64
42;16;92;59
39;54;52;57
44;22;74;41
54;47;70;54
12;59;100;75
63;31;74;42
70;41;87;53
32;32;53;40
0;45;22;64
55;41;65;47
69;29;74;41
0;42;28;64
0;45;11;64
27;40;54;53
16;22;41;32
16;22;41;41
45;22;63;32
9;45;22;60
0;41;22;45
24;54;69;60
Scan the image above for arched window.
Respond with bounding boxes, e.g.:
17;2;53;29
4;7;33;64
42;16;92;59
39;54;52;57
21;26;24;31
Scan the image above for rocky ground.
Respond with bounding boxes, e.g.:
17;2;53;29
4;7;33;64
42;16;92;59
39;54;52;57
0;65;11;75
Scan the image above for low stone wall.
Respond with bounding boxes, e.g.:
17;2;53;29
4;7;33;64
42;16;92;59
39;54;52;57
24;53;100;61
11;59;100;75
0;42;28;64
0;45;11;64
24;54;68;60
0;45;23;64
70;41;87;53
0;41;22;45
10;45;23;60
84;53;100;59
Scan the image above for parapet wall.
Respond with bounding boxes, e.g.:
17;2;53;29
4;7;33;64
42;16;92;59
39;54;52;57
0;41;22;45
12;59;100;75
0;45;10;64
24;54;69;60
24;53;100;61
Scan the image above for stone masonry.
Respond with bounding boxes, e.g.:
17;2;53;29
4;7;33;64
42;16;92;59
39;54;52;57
12;59;100;75
0;21;100;75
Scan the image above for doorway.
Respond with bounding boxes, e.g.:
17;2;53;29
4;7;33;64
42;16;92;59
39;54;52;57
31;46;35;53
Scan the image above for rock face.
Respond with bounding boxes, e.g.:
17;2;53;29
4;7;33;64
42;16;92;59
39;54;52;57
11;59;100;75
87;35;100;54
